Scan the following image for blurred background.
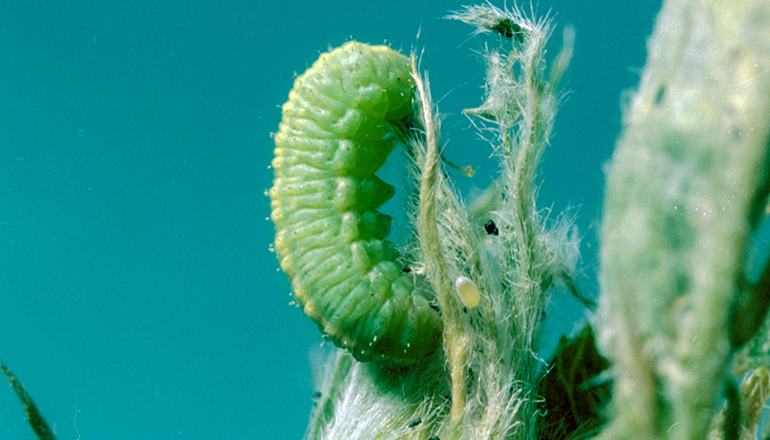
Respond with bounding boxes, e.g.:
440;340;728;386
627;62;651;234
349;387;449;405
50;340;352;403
0;1;661;438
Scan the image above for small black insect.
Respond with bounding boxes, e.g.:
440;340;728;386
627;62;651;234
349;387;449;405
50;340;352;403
488;18;525;42
484;219;499;236
401;265;411;273
428;437;440;440
408;417;422;428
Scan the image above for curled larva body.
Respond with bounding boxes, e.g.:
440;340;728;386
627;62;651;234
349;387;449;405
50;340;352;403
269;41;442;366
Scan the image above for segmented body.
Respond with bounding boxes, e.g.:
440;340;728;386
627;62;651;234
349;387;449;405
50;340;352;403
269;41;442;366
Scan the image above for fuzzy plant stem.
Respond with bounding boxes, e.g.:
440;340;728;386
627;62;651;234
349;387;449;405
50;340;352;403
305;352;355;440
411;58;469;424
598;1;770;439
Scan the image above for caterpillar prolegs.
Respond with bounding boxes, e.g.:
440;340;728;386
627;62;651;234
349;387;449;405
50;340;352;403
269;41;442;366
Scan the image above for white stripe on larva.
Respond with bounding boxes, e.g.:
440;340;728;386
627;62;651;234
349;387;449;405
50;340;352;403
455;276;480;308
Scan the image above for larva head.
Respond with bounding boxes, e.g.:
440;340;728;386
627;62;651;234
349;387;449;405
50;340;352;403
269;41;442;367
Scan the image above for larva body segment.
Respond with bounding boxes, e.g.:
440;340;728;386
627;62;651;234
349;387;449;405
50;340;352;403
269;41;442;366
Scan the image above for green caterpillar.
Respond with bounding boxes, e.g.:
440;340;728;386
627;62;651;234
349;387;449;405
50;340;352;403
269;41;442;366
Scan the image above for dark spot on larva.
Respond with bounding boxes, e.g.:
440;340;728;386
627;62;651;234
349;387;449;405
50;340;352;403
312;391;322;400
484;219;499;236
428;437;440;440
408;417;422;428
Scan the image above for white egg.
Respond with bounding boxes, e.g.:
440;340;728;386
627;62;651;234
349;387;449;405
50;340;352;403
455;276;480;308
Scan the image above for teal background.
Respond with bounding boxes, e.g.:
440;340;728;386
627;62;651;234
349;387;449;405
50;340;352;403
0;1;660;439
